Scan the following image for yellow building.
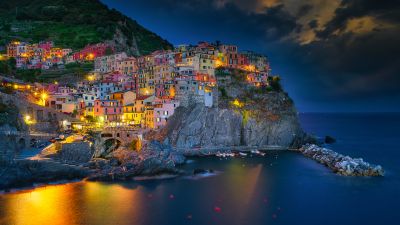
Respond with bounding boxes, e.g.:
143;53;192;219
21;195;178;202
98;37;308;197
123;104;144;125
84;106;95;117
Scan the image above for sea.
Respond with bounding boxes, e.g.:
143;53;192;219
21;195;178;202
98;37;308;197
0;113;399;225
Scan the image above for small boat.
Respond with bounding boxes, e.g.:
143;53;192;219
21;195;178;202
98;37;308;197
215;152;223;157
239;152;247;157
259;152;266;156
251;150;261;154
227;153;235;157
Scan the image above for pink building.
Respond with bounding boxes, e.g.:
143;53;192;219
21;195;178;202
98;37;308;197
104;72;130;83
38;41;53;52
153;100;180;129
46;84;60;93
94;99;122;122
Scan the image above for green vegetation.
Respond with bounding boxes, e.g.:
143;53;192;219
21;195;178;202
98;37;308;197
218;87;228;99
1;22;109;50
242;110;250;126
0;98;23;130
0;86;14;94
0;58;16;74
0;0;172;54
12;62;94;83
215;68;230;77
269;76;282;92
15;69;41;82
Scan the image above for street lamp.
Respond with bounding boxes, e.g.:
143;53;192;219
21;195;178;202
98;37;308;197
41;92;48;106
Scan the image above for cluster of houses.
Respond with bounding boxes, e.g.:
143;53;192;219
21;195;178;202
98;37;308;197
5;41;113;70
5;41;271;130
6;41;72;69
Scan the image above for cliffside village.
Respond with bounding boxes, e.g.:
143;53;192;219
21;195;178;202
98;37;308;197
1;41;271;131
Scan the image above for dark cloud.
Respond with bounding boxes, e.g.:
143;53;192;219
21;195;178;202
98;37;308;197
102;0;400;111
297;4;313;18
308;20;318;29
318;0;400;38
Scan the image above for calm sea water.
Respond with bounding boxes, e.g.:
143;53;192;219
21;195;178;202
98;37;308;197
1;113;399;225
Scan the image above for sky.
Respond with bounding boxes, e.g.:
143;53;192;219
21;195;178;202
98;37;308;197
102;0;400;112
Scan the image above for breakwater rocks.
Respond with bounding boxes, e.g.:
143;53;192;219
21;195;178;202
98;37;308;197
299;144;384;176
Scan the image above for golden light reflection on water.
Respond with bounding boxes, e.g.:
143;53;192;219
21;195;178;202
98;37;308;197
224;162;264;220
1;182;143;225
83;182;143;225
5;183;78;225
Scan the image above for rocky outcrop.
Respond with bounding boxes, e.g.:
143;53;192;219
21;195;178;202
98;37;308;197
155;91;307;152
299;144;384;176
87;141;185;181
54;142;94;164
0;159;89;190
0;134;18;165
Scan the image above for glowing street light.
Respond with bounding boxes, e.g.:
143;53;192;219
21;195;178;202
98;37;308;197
40;92;48;106
24;115;35;125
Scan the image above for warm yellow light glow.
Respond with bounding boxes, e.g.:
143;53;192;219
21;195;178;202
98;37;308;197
232;99;243;108
215;59;224;68
13;84;18;89
80;116;85;121
24;115;35;125
87;53;95;60
54;81;58;85
87;75;95;81
73;124;83;130
41;92;47;100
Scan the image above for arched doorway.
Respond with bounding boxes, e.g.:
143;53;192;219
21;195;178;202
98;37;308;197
30;138;37;148
103;138;122;155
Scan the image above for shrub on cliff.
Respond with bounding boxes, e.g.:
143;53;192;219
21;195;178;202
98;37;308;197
269;76;282;92
0;98;24;130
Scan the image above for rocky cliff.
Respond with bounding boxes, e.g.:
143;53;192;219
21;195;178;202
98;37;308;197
152;74;309;151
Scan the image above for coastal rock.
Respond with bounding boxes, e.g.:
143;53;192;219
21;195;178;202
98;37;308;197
149;75;309;154
155;101;305;152
299;144;384;176
325;136;336;144
0;159;89;190
87;141;185;181
54;142;94;163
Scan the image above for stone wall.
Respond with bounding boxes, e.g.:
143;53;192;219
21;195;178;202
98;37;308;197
0;134;18;165
55;142;93;163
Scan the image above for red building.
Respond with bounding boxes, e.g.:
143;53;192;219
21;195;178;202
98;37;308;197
72;43;113;61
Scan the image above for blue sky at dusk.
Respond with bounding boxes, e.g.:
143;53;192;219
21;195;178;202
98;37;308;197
102;0;400;112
